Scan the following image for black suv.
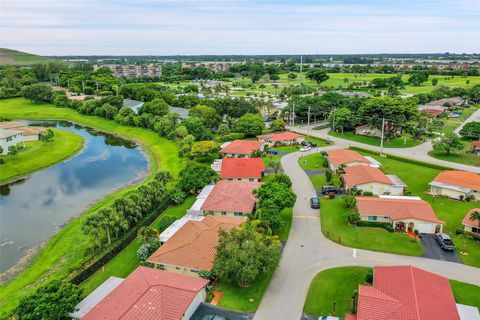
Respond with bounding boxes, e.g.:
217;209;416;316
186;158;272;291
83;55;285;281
321;185;338;194
310;197;320;209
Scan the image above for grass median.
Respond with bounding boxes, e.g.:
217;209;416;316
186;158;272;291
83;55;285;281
0;128;84;182
0;98;185;317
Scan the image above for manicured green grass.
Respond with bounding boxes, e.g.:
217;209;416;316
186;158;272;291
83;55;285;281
278;207;293;241
0;128;84;182
359;151;480;267
274;145;300;153
80;197;195;295
304;266;370;317
321;198;424;255
0;48;56;66
215;269;275;312
303;267;480;317
303;136;330;147
329;131;422;148
0;98;185;317
299;153;326;171
428;140;480;167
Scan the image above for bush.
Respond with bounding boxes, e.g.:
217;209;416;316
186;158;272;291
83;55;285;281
365;270;373;284
213;132;245;143
137;241;159;263
357;221;394;232
156;215;178;233
344;196;356;209
362;191;373;196
325;170;332;182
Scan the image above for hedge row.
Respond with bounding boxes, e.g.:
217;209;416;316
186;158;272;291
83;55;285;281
70;196;171;285
357;221;394;233
349;146;452;171
214;132;245;143
455;228;480;240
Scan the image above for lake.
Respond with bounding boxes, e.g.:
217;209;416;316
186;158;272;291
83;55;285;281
0;120;149;273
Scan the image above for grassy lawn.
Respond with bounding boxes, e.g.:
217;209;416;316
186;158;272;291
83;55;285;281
274;145;300;153
299;153;326;171
304;267;480;317
359;151;480;267
0;128;84;182
278;207;293;241
80;197;195;295
428;140;480;167
0;98;185;317
329;131;422;148
321;198;424;255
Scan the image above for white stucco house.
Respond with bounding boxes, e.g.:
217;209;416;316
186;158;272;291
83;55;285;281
429;170;480;201
0;129;24;154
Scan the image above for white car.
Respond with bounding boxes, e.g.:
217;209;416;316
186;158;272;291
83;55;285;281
300;146;311;152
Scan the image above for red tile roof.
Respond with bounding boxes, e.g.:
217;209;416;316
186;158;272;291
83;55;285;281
355;197;444;224
147;215;242;271
220;140;264;156
462;208;480;228
433;170;480;190
257;131;303;142
82;266;208;320
220;158;265;179
357;266;459;320
472;141;480;148
327;149;371;167
341;165;393;188
201;180;261;213
423;108;444;116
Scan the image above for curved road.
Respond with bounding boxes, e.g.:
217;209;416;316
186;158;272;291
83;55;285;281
253;149;480;320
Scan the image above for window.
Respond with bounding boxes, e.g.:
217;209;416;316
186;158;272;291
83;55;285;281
159;264;165;270
472;227;480;234
228;178;233;181
191;269;199;273
221;211;227;216
368;216;378;221
175;266;181;270
234;212;243;217
249;178;254;182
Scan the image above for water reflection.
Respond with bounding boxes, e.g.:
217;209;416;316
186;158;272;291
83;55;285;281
0;121;148;273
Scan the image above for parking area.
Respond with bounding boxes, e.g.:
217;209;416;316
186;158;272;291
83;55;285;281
420;234;462;263
190;303;254;320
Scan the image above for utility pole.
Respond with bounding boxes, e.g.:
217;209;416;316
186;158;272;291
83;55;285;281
307;105;311;137
299;56;303;95
332;109;336;132
380;117;386;156
292;103;296;128
96;82;99;91
82;81;85;94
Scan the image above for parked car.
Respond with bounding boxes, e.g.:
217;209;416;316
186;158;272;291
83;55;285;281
202;316;230;320
435;233;455;251
307;141;317;147
267;149;278;155
321;185;339;194
310;197;320;209
300;146;311;152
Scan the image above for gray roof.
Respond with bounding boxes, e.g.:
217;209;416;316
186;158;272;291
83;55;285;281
70;276;124;319
123;99;144;114
0;129;22;139
170;106;189;119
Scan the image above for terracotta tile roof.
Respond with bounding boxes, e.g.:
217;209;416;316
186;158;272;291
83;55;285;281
220;140;264;155
462;208;480;228
201;180;261;213
341;165;393;188
327;149;371;167
472;141;480;148
220;157;265;179
356;266;459;320
147;215;242;271
423;108;444;116
82;266;208;320
355;197;444;224
0;121;26;129
257;131;303;142
432;170;480;191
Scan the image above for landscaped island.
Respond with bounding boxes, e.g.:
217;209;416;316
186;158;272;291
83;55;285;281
0;98;185;317
0;128;84;182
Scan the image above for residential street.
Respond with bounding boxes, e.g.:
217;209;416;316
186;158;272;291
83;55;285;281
253;149;480;320
454;107;480;133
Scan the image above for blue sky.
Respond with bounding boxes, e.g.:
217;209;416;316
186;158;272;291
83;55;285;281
1;0;479;55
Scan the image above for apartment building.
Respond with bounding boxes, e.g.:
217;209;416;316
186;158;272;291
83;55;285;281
93;64;162;78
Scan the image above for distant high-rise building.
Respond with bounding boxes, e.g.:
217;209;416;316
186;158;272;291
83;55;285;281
93;64;162;78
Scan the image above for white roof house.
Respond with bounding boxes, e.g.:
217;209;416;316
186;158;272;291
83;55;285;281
187;184;215;215
70;276;124;319
0;129;24;155
456;304;480;320
159;214;205;243
123;99;144;114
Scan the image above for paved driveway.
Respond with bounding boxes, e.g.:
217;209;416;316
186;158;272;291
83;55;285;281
191;303;254;320
420;234;462;263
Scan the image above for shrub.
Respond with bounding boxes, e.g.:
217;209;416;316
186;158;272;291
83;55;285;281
156;215;177;233
362;191;373;196
357;221;394;232
348;211;360;224
137;240;159;263
213;132;245;143
325;170;332;182
365;270;373;284
344;196;356;209
170;190;187;204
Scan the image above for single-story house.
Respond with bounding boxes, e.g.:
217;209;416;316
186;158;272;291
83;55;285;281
429;170;480;201
159;214;205;243
351;266;462;320
471;141;480;155
220;157;265;182
257;131;304;146
355;196;445;234
219;139;264;157
200;180;261;217
326;149;371;171
355;125;382;138
0;129;24;154
74;266;209;320
147;215;242;276
0;121;26;129
123;98;144;114
427;97;467;108
462;208;480;235
15;126;46;142
418;105;448;116
186;184;215;215
341;165;406;195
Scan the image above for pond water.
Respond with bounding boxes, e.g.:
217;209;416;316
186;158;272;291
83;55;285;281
0;120;149;273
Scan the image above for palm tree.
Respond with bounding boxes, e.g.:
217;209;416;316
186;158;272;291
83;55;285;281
138;226;159;243
155;170;173;186
458;232;473;255
469;210;480;227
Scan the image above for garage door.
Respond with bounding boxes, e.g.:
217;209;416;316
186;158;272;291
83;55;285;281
417;223;432;234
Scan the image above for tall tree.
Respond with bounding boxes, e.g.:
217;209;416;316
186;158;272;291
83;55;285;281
432;132;464;155
306;68;329;85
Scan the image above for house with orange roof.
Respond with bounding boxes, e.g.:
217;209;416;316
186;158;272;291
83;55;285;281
200;180;261;217
147;215;242;276
326;149;372;171
341;165;406;195
350;266;461;320
471;141;480;154
355;196;445;234
257;131;304;146
220;157;265;182
73;266;209;320
429;170;480;201
462;208;480;235
219;139;264;157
